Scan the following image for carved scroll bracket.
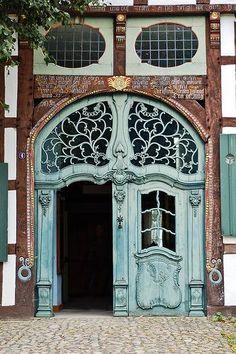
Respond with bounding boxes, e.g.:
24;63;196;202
39;191;51;216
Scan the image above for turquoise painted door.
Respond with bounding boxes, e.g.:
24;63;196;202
128;182;200;316
34;93;205;317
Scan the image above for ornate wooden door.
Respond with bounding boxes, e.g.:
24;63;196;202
128;183;187;315
34;93;205;317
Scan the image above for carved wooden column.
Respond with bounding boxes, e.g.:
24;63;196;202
188;190;205;316
35;190;55;317
114;14;126;76
205;12;224;313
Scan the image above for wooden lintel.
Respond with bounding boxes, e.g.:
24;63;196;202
8;244;16;255
8;180;17;190
224;244;236;254
84;4;236;16
4;118;17;128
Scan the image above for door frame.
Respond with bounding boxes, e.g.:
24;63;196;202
27;92;211;317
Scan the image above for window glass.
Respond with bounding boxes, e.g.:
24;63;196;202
45;25;105;68
135;23;198;67
141;191;176;252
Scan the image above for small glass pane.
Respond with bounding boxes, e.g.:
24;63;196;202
141;191;176;252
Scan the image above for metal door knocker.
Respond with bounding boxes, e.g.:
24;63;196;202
17;257;32;282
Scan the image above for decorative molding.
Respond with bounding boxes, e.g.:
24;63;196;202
17;257;32;283
36;283;53;317
114;190;126;229
209;12;220;49
189;281;204;316
39;191;51;216
35;75;205;101
114;283;128;316
135;249;182;310
108;76;131;91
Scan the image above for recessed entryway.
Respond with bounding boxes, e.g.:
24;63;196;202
57;181;113;313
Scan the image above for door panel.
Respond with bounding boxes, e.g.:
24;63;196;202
128;182;188;316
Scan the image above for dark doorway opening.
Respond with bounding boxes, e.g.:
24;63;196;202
59;181;113;312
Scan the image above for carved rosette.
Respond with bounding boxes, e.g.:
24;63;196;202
39;192;51;216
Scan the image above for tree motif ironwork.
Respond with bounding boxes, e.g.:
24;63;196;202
128;102;198;174
41;102;113;173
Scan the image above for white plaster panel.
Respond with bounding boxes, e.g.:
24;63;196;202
221;15;235;56
8;190;16;244
223;236;236;244
4;66;18;118
224;254;236;305
1;255;16;306
221;65;236;117
4;128;17;180
149;0;196;4
222;127;236;134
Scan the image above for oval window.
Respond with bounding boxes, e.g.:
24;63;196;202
135;23;198;68
45;25;105;68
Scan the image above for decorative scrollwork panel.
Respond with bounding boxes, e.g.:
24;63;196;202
135;250;182;310
41;102;113;173
128;102;198;174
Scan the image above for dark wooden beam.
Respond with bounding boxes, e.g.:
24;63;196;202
224;244;236;254
205;13;224;309
114;14;126;75
221;56;236;65
85;4;236;16
222;118;236;126
16;41;34;311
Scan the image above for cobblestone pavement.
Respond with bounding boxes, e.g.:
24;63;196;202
0;314;235;354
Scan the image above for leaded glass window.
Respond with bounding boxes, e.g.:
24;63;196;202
128;102;198;174
45;25;105;68
142;191;176;252
41;102;112;173
135;23;198;67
